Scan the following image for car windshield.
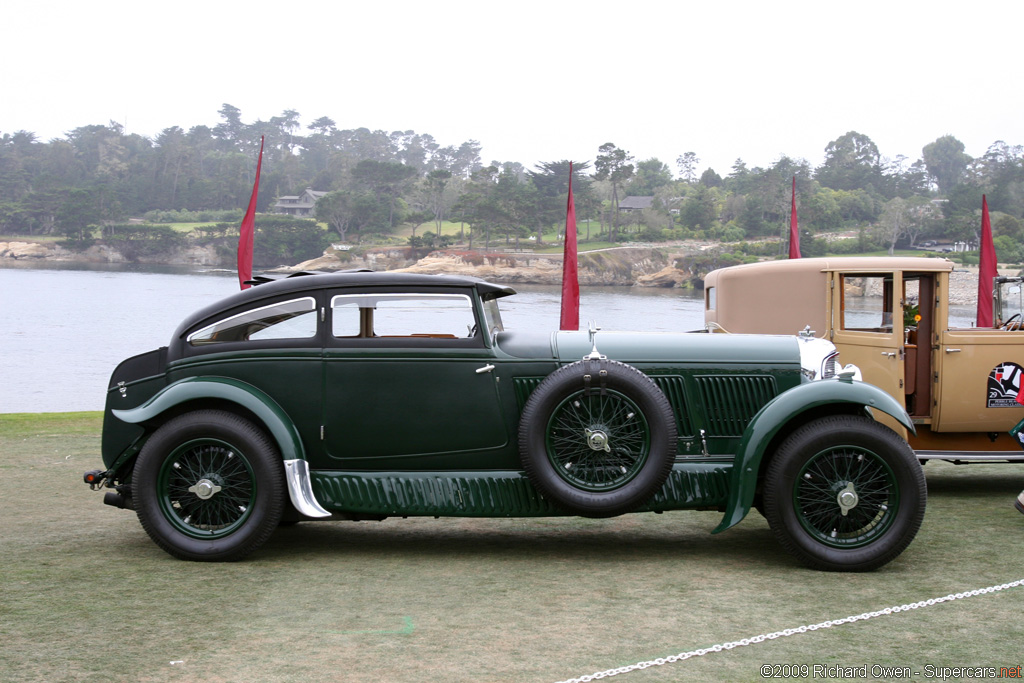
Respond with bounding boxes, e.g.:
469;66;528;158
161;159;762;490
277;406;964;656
996;278;1024;325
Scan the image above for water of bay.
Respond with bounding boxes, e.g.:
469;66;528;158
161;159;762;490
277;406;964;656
0;262;980;413
0;263;707;413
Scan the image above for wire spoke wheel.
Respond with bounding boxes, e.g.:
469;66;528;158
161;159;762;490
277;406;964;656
519;359;676;517
794;445;898;548
546;389;650;491
764;415;926;572
134;410;285;561
158;438;257;539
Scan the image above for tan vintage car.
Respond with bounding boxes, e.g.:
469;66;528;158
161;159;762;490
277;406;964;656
704;257;1024;462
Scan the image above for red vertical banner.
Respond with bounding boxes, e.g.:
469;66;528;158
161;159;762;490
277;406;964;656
237;135;265;290
559;162;579;331
788;176;800;259
976;194;997;327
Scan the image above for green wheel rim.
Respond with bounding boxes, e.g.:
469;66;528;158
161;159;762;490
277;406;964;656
156;438;257;539
544;388;651;492
794;446;899;549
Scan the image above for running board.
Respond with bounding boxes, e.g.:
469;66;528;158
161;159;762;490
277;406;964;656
916;450;1024;463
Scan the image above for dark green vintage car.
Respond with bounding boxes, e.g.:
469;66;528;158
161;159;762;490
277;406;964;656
85;271;926;570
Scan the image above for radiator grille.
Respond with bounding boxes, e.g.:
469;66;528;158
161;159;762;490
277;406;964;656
823;354;837;378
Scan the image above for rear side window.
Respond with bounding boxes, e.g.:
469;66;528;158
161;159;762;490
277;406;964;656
331;293;477;339
188;297;317;345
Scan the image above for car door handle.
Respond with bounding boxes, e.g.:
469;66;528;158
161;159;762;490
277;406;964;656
945;348;961;353
475;364;495;374
881;351;896;358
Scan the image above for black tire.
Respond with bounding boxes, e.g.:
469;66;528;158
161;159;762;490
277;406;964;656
763;415;926;572
133;410;285;561
519;359;677;517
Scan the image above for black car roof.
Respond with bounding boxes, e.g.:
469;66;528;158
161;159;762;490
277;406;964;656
171;270;516;341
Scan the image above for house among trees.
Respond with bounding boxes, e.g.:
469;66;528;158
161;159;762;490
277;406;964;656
618;196;654;212
273;188;328;217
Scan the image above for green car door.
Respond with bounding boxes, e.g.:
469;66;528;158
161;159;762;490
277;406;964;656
320;290;509;470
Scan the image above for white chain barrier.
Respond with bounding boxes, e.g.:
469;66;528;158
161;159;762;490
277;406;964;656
554;578;1024;683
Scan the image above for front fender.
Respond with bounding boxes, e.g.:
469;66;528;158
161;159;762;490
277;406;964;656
712;379;915;534
112;376;307;463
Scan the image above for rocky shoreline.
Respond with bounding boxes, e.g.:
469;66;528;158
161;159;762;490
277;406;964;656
3;238;1005;307
284;245;682;287
927;267;1016;307
285;246;1001;306
855;266;1011;307
2;239;682;286
0;240;223;266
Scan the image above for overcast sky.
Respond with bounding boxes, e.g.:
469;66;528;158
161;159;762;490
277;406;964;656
4;1;1021;177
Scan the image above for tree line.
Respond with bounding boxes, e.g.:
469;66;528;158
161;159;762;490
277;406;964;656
2;104;1023;263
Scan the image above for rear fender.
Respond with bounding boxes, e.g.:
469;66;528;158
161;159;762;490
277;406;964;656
113;376;304;459
112;376;330;518
712;379;915;533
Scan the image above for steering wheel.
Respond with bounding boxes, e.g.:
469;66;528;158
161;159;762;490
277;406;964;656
1000;313;1021;330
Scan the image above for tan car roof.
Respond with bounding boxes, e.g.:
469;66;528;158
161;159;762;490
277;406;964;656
704;257;955;336
704;256;955;286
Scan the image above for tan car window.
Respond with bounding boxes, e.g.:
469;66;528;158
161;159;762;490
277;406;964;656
840;275;893;333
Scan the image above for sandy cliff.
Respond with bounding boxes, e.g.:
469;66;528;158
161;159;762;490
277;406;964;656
285;246;671;286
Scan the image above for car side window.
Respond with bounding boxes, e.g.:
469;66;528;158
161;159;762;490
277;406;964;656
331;293;478;340
188;297;317;345
840;275;894;333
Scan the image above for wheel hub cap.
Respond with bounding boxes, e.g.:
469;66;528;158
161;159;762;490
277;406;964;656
585;428;611;452
836;482;859;516
188;478;223;500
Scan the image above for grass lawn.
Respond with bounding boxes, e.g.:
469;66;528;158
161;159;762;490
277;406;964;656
162;222;220;233
391;220;467;240
535;240;620;254
3;413;1024;682
0;234;64;243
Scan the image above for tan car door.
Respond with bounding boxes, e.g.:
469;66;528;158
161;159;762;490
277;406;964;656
933;328;1024;432
829;271;906;433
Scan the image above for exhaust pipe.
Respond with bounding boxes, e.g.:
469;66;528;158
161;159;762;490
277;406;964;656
103;492;134;510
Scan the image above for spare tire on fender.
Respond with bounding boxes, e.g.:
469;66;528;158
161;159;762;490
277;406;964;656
518;359;677;517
